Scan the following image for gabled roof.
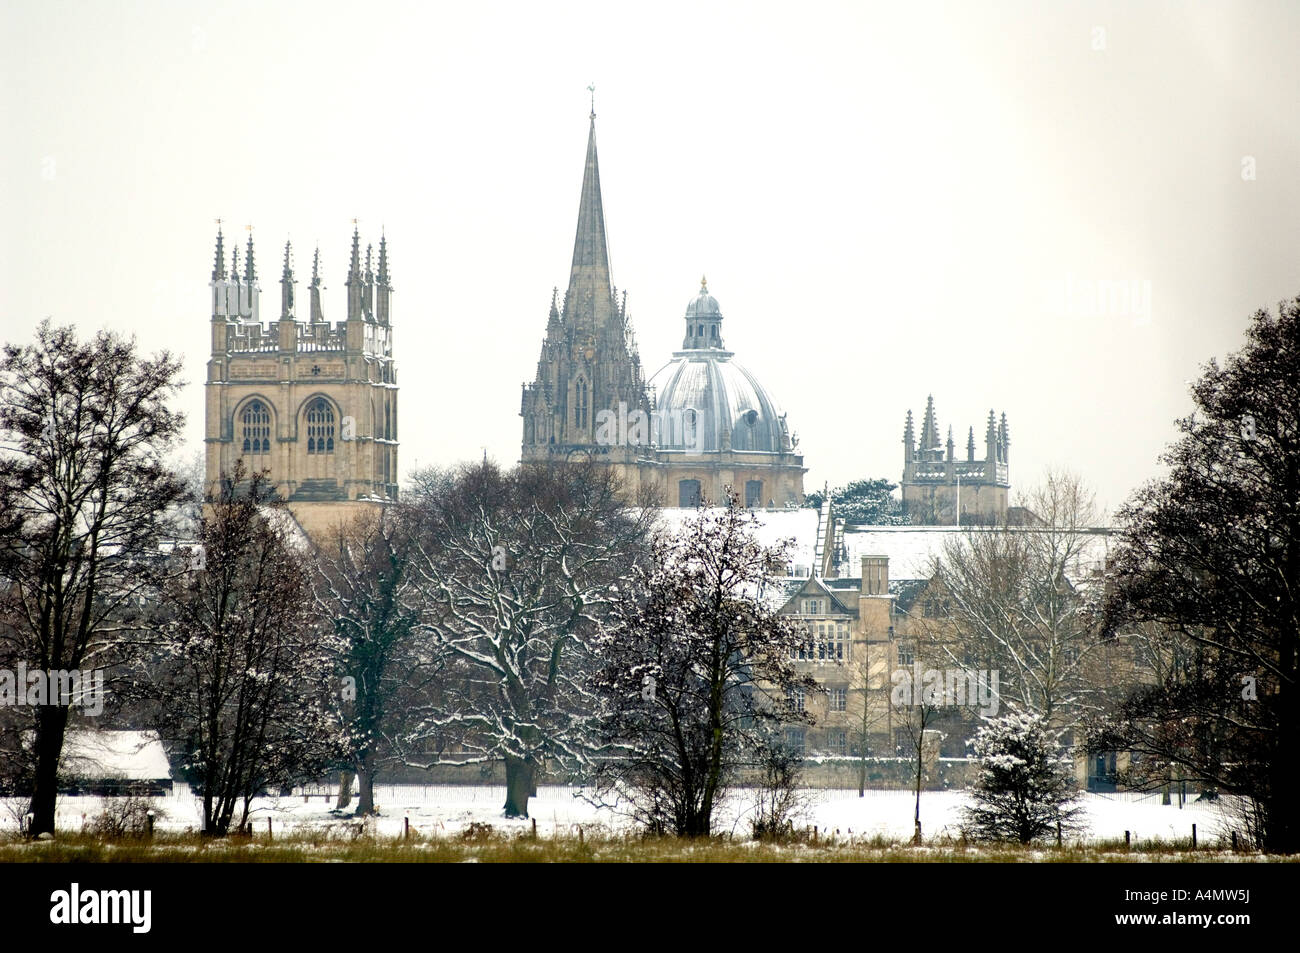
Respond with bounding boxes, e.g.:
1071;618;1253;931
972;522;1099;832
781;575;855;614
57;729;172;782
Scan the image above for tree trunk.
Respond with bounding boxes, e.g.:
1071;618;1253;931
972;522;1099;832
28;704;70;836
1264;691;1300;853
913;736;924;845
335;770;355;810
355;766;376;816
503;756;534;818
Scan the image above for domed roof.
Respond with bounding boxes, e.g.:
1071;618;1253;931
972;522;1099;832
685;277;722;318
648;281;793;455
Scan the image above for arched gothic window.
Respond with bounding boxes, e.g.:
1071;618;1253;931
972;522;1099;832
306;398;335;454
240;400;271;454
575;378;588;429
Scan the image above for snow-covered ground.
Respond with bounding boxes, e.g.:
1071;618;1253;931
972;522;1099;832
0;784;1234;844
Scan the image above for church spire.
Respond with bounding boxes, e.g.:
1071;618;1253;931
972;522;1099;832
566;112;614;329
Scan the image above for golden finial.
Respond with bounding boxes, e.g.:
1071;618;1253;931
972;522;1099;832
700;274;708;293
245;223;253;232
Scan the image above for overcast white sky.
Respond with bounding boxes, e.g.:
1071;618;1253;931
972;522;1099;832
3;0;1298;518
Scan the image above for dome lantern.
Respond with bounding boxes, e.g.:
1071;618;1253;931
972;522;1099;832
682;275;724;350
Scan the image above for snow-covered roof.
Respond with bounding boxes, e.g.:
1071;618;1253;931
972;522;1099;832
842;527;965;581
652;506;820;575
58;729;172;782
842;525;1116;583
263;506;313;551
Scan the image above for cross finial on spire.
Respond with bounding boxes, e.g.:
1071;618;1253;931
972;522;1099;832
587;82;596;118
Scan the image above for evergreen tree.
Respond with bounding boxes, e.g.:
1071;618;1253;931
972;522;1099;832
804;478;906;525
962;709;1083;844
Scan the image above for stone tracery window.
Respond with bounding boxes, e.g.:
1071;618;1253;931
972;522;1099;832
240;400;271;454
306;398;335;454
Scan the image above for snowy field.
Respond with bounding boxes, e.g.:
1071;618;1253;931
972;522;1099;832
1;784;1235;845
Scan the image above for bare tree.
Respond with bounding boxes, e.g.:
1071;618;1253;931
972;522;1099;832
0;321;186;836
401;460;655;819
142;463;342;836
921;470;1106;736
587;493;817;837
889;686;944;845
313;507;422;815
851;649;890;797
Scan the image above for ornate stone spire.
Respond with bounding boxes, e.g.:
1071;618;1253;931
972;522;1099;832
377;232;390;286
375;235;392;325
280;240;294;318
547;287;561;329
565;112;615;329
348;225;361;281
921;395;940;455
244;230;256;284
309;246;325;323
346;224;363;320
211;224;226;281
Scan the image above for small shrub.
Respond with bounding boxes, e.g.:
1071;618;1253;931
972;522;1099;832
91;797;162;839
461;821;495;842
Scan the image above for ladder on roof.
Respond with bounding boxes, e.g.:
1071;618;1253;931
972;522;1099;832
813;498;833;577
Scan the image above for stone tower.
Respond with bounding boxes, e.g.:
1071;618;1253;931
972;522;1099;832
899;395;1009;524
205;224;399;541
519;110;652;479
